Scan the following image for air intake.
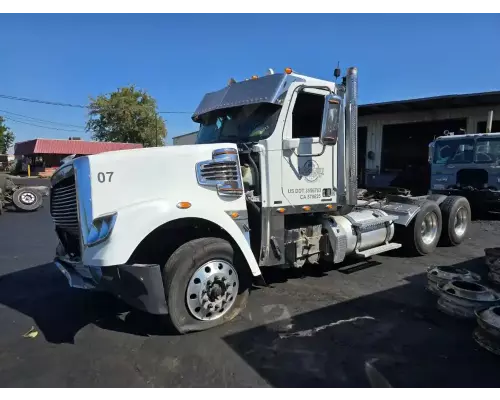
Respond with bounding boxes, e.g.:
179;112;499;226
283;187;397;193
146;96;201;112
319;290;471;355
196;148;244;198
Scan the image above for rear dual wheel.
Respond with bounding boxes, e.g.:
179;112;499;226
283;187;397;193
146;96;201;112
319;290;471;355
397;201;442;256
438;196;471;246
427;195;471;246
162;237;251;334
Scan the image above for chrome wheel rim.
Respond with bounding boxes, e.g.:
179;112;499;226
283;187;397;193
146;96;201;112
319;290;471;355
421;211;439;245
20;192;36;205
454;207;468;237
186;259;239;321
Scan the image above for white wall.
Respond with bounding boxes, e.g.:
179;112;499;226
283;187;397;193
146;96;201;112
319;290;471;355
359;105;500;172
173;132;198;146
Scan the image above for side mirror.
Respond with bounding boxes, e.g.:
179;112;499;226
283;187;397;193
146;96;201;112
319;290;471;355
320;94;342;146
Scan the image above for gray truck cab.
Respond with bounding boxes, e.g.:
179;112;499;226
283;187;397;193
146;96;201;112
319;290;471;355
429;132;500;209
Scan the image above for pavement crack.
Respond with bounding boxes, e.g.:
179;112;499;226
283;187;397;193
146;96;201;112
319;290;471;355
279;315;375;339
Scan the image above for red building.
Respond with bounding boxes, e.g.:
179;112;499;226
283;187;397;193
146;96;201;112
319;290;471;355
14;138;143;176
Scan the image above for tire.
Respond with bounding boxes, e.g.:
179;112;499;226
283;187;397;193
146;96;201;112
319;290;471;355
397;200;442;256
12;188;43;211
162;237;251;334
439;196;471;246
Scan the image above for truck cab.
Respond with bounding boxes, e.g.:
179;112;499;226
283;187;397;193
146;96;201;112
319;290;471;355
429;132;500;211
51;66;472;334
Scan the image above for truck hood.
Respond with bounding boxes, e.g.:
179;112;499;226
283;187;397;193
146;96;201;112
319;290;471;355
72;143;244;222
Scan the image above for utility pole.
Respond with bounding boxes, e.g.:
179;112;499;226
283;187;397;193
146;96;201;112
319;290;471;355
155;113;158;146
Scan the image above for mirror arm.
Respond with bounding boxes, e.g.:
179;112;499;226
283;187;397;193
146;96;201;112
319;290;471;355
293;145;327;158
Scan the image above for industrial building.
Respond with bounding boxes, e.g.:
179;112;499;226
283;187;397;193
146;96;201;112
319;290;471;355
173;90;500;193
173;131;198;146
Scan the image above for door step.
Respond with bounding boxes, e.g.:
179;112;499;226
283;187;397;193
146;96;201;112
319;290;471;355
355;242;402;258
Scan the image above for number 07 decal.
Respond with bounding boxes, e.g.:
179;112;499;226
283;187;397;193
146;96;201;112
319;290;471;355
97;172;114;183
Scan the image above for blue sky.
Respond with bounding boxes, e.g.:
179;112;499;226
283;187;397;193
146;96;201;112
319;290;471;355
1;13;499;148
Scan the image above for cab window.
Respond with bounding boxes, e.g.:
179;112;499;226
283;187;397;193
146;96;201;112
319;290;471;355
292;92;324;139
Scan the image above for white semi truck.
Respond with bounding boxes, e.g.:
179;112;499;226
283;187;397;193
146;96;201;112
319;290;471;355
51;66;472;333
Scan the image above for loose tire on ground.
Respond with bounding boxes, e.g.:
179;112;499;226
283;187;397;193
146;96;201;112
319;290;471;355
439;196;471;246
162;237;251;334
12;187;43;211
396;200;442;256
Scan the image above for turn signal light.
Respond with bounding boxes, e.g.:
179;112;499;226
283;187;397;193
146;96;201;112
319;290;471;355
177;202;192;209
230;212;239;219
326;204;334;210
302;205;311;212
277;207;286;213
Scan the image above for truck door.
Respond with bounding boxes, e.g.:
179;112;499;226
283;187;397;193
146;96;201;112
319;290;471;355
281;88;336;206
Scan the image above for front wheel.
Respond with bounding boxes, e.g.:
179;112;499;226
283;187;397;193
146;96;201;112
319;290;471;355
162;237;250;334
397;201;442;256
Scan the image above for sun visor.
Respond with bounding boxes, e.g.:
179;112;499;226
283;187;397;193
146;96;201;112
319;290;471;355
192;73;304;120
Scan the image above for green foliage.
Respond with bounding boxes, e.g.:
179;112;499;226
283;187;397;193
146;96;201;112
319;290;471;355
86;85;167;147
0;116;15;154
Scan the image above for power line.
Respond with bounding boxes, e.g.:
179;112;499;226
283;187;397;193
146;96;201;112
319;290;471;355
4;117;86;133
0;109;86;129
0;94;86;108
0;93;194;114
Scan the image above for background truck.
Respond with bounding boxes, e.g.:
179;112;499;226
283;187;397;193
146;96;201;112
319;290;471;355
51;66;472;333
429;131;500;214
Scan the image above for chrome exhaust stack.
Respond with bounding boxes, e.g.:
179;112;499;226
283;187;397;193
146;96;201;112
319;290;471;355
345;67;358;206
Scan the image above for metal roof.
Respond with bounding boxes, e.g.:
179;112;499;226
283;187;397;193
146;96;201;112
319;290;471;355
359;91;500;117
14;139;143;156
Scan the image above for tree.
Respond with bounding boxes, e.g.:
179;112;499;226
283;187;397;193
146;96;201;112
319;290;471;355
86;85;167;147
0;116;15;154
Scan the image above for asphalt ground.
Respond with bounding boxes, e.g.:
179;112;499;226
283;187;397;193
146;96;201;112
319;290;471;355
1;190;500;387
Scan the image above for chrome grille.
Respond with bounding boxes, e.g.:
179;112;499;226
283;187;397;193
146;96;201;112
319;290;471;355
51;169;81;257
51;181;78;231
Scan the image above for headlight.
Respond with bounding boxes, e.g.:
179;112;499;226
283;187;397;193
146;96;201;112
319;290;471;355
86;212;117;247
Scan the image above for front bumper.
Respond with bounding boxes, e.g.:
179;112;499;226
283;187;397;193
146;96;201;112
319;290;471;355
54;256;168;315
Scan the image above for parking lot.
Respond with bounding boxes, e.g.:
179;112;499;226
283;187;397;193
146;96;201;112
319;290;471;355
1;184;500;387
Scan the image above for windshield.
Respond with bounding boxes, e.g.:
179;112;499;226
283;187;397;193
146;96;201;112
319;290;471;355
196;103;282;144
475;137;500;163
433;138;475;164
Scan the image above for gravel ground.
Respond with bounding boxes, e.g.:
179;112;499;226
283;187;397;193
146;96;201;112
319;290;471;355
1;199;500;387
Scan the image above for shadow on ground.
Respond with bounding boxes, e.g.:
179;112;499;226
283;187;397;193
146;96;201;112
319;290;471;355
223;257;500;388
0;263;173;344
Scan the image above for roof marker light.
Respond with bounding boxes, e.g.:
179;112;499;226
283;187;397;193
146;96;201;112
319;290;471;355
284;67;293;74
